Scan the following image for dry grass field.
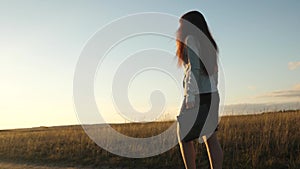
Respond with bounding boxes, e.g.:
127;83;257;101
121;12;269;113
0;110;299;169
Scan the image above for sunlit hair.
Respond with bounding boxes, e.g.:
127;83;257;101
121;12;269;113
176;11;218;75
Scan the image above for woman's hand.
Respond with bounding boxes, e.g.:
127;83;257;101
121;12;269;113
185;101;195;109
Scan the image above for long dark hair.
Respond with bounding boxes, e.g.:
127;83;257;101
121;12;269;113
176;11;218;75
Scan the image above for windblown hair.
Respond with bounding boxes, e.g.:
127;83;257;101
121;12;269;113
176;11;218;75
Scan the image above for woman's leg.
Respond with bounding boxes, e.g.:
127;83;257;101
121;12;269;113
178;140;196;169
203;132;223;169
177;125;196;169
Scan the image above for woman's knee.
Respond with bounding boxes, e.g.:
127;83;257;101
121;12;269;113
207;132;220;147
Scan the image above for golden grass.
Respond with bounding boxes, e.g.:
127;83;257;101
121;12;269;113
0;110;299;169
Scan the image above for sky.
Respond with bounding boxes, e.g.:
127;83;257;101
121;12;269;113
1;0;300;129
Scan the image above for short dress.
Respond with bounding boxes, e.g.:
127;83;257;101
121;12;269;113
177;35;220;142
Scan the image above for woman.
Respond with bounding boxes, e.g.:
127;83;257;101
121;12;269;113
176;11;223;169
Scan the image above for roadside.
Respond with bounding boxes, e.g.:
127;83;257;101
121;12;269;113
0;160;99;169
0;160;143;169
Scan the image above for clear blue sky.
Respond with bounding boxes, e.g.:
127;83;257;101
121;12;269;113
1;0;300;129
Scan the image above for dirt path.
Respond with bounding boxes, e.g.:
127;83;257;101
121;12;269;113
0;161;73;169
0;161;137;169
0;161;98;169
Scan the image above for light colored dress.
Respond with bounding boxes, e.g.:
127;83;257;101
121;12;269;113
183;35;218;104
178;35;220;142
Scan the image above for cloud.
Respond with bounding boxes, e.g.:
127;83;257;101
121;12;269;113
266;90;300;98
247;85;256;90
293;84;300;90
223;102;300;115
224;84;300;115
257;84;300;98
288;61;300;70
